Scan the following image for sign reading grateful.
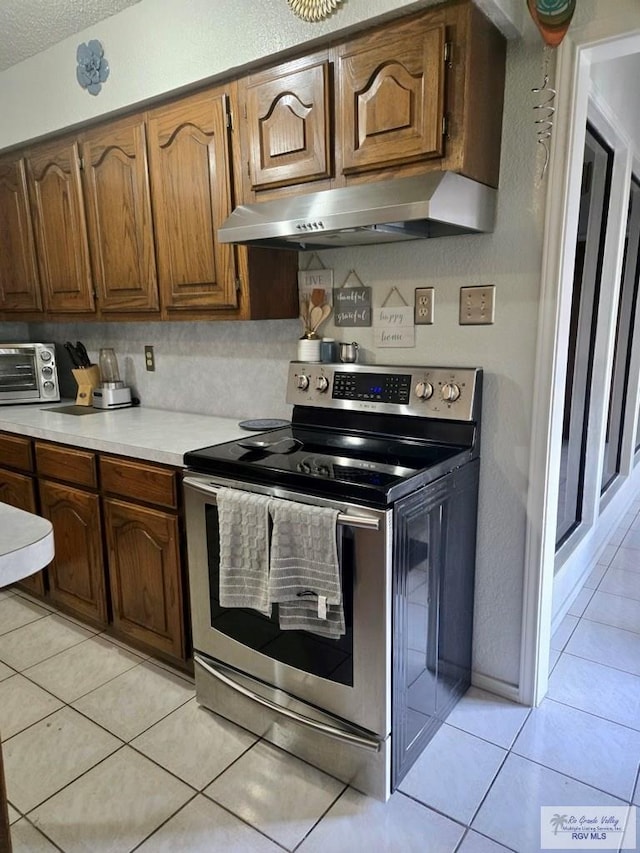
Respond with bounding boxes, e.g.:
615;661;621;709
334;271;372;327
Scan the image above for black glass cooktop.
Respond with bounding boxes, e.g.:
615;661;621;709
184;425;470;506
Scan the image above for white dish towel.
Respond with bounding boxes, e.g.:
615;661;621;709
269;498;344;638
217;487;271;615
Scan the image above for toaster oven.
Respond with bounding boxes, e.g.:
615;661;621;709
0;343;60;405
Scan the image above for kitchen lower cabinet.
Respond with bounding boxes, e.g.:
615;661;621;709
0;468;46;596
100;454;187;662
35;441;107;625
0;433;46;596
104;498;184;660
39;479;108;626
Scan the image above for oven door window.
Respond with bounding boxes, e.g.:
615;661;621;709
205;504;354;686
0;352;37;392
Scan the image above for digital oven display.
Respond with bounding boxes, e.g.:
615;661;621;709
332;372;411;404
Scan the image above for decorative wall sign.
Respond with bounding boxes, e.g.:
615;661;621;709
334;270;372;327
297;253;333;307
374;286;415;347
76;40;110;95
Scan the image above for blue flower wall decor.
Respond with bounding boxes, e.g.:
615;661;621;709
76;40;109;95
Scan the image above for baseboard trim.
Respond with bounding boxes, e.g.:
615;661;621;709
471;671;523;704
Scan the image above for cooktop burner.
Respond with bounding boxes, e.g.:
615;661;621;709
184;363;482;506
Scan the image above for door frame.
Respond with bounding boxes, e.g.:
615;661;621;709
520;7;640;706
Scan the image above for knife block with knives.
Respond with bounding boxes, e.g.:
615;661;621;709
72;366;101;406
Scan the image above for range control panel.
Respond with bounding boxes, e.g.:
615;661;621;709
286;362;481;421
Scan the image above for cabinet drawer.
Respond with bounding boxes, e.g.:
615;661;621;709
100;456;178;509
35;442;97;489
0;433;33;473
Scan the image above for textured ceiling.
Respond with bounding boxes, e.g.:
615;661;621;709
0;0;142;72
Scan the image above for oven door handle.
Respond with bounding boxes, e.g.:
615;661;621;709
183;476;380;530
194;654;380;752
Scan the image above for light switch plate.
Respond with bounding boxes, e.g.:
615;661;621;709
459;285;495;325
414;287;434;325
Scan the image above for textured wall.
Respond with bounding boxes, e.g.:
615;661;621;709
0;1;544;690
15;32;545;689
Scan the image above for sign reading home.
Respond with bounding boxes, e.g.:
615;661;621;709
374;306;415;347
334;287;372;327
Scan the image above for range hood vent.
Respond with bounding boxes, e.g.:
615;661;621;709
218;171;497;250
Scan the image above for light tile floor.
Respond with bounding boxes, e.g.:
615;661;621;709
1;509;639;853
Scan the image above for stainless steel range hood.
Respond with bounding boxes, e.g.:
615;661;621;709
218;171;497;250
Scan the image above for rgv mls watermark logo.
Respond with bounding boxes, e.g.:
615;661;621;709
541;806;636;849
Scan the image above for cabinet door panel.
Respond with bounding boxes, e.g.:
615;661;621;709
82;116;159;312
245;60;331;190
339;23;445;174
147;88;238;311
26;139;94;313
0;468;45;595
39;480;107;625
105;498;184;659
0;157;41;312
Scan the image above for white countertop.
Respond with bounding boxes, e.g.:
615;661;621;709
0;503;54;587
0;401;251;467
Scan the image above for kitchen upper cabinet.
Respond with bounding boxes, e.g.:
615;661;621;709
237;0;505;199
81;114;159;313
147;86;238;313
338;19;445;175
26;137;95;313
0;155;42;313
240;54;332;198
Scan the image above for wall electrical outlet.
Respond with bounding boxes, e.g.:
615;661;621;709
144;345;155;372
414;287;434;325
459;285;496;325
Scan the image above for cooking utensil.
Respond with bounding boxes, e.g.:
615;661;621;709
64;341;82;368
311;288;325;307
309;305;324;330
75;341;91;367
311;303;332;333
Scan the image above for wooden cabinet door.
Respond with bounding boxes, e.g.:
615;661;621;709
104;498;184;660
338;19;445;175
39;479;107;625
0;156;42;313
0;468;46;595
81;115;159;313
26;138;94;313
243;57;331;191
147;87;238;312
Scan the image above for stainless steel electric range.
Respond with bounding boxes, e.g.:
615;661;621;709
183;362;482;800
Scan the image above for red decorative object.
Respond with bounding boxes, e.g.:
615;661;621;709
527;0;576;47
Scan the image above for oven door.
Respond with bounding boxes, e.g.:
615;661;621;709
0;347;40;401
183;472;392;738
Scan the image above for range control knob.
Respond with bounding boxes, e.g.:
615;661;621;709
296;374;310;391
40;350;52;362
441;382;461;402
415;381;434;400
315;375;329;393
